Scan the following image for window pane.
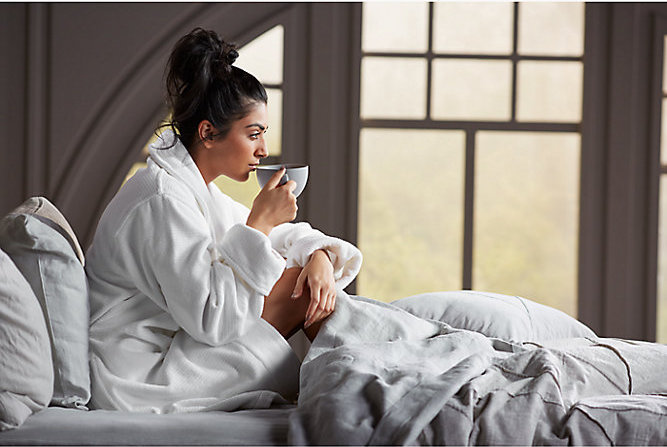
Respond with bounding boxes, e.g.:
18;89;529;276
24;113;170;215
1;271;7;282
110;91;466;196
518;2;584;56
431;59;512;121
235;25;283;85
658;176;667;343
663;36;667;95
433;2;513;55
362;2;428;53
662;99;667;166
361;57;427;119
474;131;580;316
266;88;282;157
358;128;465;302
517;61;583;122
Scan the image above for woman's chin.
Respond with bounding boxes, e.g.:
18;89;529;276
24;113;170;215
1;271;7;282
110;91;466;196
222;172;249;183
217;170;251;183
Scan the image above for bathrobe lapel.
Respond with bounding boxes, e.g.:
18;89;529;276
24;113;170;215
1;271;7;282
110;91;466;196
148;131;220;258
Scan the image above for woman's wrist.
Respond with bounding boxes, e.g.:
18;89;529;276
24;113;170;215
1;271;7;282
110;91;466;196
246;215;272;237
310;249;332;264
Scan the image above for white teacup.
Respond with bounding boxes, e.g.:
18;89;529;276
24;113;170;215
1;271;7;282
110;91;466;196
256;164;309;198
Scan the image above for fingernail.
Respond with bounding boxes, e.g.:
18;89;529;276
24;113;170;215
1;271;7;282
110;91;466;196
304;321;312;329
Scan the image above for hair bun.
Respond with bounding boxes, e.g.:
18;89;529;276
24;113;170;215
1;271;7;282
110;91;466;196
164;27;268;149
217;43;238;76
224;48;239;66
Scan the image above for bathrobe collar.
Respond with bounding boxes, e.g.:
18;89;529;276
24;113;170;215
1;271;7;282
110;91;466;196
148;130;218;244
148;130;209;198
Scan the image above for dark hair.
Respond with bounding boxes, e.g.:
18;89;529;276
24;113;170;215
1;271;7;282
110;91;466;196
161;27;268;149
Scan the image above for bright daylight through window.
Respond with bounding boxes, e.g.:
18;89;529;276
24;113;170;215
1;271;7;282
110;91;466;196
357;2;584;317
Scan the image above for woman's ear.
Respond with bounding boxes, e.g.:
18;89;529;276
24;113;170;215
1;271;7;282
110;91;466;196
197;120;216;148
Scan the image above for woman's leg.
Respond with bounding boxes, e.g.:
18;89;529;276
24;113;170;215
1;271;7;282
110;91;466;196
261;267;323;342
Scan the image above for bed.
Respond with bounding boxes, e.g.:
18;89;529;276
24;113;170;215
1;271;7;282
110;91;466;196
289;293;667;445
0;407;294;446
1;196;665;446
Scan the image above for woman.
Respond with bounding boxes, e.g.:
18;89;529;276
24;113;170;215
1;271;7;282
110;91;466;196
86;28;362;413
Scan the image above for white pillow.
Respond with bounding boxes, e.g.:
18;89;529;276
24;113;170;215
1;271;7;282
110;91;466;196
0;248;53;430
392;290;597;343
0;197;90;409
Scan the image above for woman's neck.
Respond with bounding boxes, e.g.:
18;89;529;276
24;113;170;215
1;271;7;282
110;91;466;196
188;145;215;184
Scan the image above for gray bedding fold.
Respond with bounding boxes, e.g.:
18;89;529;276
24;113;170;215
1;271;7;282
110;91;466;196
289;293;667;445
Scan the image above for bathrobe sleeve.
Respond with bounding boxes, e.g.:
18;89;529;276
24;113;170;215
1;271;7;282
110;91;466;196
113;193;285;346
269;222;363;290
222;192;362;290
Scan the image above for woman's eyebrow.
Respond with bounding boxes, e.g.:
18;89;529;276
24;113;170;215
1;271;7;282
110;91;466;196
245;123;266;131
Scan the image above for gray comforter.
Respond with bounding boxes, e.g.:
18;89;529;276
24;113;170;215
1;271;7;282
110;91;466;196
289;294;667;445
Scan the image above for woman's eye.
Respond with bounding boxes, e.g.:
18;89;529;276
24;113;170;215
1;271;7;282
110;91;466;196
249;133;260;140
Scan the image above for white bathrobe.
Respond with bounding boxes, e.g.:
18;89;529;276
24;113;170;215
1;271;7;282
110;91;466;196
86;130;362;413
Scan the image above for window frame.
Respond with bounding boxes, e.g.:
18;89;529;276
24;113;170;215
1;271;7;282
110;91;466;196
357;2;584;294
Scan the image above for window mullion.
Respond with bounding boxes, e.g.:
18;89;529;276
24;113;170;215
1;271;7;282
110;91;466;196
426;2;434;121
511;1;519;122
463;130;476;290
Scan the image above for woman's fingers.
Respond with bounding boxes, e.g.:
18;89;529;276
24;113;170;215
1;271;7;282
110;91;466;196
304;284;336;328
304;286;321;327
321;290;332;315
264;167;286;190
283;179;297;194
247;170;299;233
291;269;307;299
327;290;336;313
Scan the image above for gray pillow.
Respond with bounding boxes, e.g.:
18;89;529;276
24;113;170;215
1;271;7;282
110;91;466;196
0;248;53;430
0;197;90;409
392;290;597;343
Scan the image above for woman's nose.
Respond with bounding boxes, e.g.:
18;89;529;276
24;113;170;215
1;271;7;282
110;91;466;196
257;142;268;158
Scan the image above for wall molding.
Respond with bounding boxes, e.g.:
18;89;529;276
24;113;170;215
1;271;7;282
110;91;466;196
24;3;50;197
52;3;211;200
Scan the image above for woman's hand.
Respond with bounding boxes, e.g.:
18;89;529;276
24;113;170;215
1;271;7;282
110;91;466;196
246;168;298;236
292;249;336;328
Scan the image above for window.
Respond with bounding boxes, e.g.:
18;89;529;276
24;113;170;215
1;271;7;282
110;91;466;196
357;2;584;312
124;25;285;209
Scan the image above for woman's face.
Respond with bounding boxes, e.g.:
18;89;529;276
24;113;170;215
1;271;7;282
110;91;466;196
201;102;269;183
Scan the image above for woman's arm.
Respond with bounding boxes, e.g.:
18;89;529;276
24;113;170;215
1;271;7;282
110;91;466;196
218;173;362;289
292;249;336;328
119;194;285;346
268;222;363;290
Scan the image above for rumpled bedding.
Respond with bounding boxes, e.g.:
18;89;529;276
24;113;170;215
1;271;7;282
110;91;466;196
289;294;667;445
